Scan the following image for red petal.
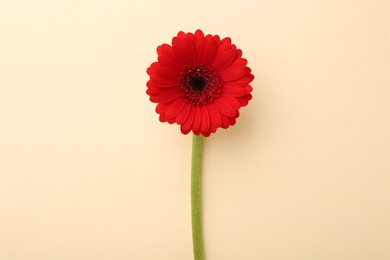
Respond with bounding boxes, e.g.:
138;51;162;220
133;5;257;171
146;81;162;92
211;44;236;70
149;63;178;86
156;103;168;114
214;98;237;117
210;124;218;134
164;99;186;120
226;57;248;71
157;44;172;56
237;94;252;106
150;77;178;87
158;55;179;70
222;82;247;97
177;31;186;38
181;107;195;134
199;35;217;65
220;93;241;109
159;113;167;122
184;37;196;61
235;49;243;58
176;102;191;124
146;88;161;96
245;67;255;82
220;37;232;45
173;35;182;43
192;107;202;133
147;81;177;97
227;74;253;87
228;117;236;126
219;58;247;81
195;29;204;38
194;37;205;63
221;114;230;129
194;30;206;62
146;87;163;102
202;132;211;137
174;33;197;62
157;44;179;68
167;118;176;124
146;62;159;76
172;37;193;66
244;85;253;94
207;103;222;128
200;106;210;136
156;67;179;81
157;88;180;103
180;125;191;135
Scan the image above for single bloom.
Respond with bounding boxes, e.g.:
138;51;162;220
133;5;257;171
146;29;254;137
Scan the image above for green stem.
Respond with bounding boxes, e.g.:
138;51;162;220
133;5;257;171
191;134;205;260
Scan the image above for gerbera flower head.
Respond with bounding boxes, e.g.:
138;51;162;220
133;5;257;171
146;29;254;137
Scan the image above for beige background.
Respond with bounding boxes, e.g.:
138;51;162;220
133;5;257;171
1;0;390;259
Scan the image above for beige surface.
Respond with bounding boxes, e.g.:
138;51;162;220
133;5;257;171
1;0;390;259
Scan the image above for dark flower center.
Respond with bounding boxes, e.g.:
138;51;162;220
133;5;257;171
179;63;222;106
189;76;206;91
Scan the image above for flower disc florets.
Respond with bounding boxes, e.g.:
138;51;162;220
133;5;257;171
179;63;222;106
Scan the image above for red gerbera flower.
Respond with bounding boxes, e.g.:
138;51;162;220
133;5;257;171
146;29;254;137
